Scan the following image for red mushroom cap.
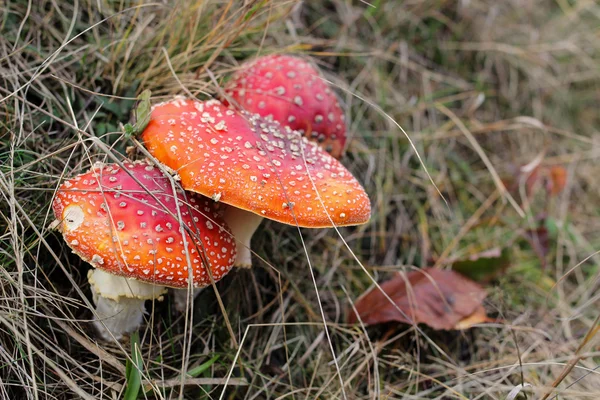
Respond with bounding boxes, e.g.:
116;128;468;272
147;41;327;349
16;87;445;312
224;54;347;158
141;98;370;228
52;161;236;288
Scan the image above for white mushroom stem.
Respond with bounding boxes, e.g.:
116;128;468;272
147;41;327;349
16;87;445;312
172;287;205;313
171;205;263;311
88;269;167;340
222;206;264;268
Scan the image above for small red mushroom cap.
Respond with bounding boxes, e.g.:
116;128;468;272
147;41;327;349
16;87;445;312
224;54;347;158
141;98;370;227
52;161;236;288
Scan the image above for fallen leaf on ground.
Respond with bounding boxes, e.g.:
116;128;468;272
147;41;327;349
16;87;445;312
450;247;511;283
348;268;489;330
453;305;488;330
547;166;567;196
504;161;567;199
502;155;543;197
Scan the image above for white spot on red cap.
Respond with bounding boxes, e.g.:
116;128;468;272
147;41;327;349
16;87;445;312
92;254;104;265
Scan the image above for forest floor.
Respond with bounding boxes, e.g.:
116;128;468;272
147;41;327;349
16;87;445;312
1;0;599;399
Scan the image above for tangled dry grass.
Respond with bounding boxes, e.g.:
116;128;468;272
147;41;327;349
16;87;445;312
1;0;599;398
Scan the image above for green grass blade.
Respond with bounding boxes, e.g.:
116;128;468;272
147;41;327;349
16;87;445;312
142;354;220;395
123;332;143;400
186;354;220;377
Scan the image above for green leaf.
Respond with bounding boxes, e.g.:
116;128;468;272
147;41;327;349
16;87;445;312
134;89;152;133
123;89;152;138
101;99;126;119
96;122;107;136
123;332;143;400
123;123;135;137
451;248;511;283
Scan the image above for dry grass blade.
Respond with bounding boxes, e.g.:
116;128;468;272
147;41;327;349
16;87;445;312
540;315;600;400
52;319;126;375
1;0;599;398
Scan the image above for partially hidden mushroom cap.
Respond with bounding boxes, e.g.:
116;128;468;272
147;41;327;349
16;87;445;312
141;98;370;227
52;161;236;288
224;54;347;158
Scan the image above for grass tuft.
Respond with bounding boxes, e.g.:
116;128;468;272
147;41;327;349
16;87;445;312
1;0;599;398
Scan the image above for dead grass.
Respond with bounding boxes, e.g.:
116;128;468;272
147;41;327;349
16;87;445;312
1;0;599;398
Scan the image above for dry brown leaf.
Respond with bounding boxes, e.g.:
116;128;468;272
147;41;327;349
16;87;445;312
504;162;567;199
548;166;567;196
348;268;488;330
453;305;489;329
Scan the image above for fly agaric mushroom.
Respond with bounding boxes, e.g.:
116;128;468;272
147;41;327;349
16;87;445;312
140;98;370;268
224;54;347;158
52;161;236;339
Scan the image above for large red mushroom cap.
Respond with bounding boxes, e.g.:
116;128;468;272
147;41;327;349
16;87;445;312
224;54;347;158
141;98;370;228
52;161;236;288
